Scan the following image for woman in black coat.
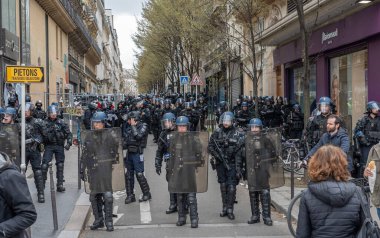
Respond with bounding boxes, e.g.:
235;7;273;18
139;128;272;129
296;145;362;238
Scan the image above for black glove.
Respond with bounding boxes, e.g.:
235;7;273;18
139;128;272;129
155;167;161;176
64;144;71;150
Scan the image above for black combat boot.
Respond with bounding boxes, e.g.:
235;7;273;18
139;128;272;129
176;194;187;226
219;183;227;217
41;163;48;188
104;192;114;231
226;185;236;220
166;193;178;214
34;170;45;203
136;173;151;202
261;189;273;226
188;193;199;228
125;172;136;204
90;194;104;230
56;163;65;192
248;191;260;224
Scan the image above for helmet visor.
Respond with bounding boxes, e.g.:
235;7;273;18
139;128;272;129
320;103;330;114
220;114;233;127
161;119;173;130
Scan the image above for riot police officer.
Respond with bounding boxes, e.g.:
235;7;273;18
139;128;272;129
208;112;243;220
41;105;72;192
123;111;151;204
215;101;228;126
232;98;242;115
169;116;200;228
260;97;276;128
354;101;380;177
163;99;174;115
179;102;199;131
196;96;208;131
236;102;251;129
174;98;185;117
33;100;47;120
1;107;17;124
285;104;304;140
152;99;164;143
305;97;333;150
244;118;276;226
25;103;45;203
82;111;115;232
155;113;177;214
83;102;98;130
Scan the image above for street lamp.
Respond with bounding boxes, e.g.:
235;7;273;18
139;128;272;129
356;0;374;4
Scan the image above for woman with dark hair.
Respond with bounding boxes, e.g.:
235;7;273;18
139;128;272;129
296;145;363;238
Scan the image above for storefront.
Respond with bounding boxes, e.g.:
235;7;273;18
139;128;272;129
274;2;380;130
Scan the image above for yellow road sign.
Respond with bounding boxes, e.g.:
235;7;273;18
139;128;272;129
6;66;44;83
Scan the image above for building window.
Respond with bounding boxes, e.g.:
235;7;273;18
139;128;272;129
1;0;16;34
20;0;30;65
287;63;317;112
329;49;368;132
287;0;310;14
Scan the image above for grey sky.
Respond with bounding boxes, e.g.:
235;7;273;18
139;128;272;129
104;0;147;69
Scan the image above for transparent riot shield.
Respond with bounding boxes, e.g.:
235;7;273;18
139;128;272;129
167;131;209;193
0;124;21;167
245;128;284;191
81;128;125;194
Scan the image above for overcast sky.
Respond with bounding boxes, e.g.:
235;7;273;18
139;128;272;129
105;0;147;70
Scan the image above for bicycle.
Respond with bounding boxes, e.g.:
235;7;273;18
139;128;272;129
281;139;306;175
286;177;370;237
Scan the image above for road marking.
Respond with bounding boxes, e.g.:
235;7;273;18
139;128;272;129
140;198;152;224
113;206;124;224
113;191;126;200
113;221;287;230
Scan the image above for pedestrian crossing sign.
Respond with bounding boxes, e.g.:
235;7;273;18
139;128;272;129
180;76;189;85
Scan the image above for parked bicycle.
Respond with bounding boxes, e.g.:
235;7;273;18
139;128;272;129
281;138;306;175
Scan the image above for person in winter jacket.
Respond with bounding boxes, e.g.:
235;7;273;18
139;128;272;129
0;152;37;237
296;145;362;238
304;114;353;171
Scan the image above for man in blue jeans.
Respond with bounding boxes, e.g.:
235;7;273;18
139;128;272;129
123;111;151;204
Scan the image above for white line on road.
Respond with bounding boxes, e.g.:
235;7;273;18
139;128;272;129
113;206;124;224
113;221;287;230
140;199;152;224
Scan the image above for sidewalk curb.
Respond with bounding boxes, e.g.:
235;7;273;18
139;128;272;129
57;192;91;238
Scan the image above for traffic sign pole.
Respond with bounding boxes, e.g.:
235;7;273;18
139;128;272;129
21;82;26;175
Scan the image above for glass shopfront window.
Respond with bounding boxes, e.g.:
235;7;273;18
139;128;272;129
288;64;317;112
1;0;16;34
329;49;368;132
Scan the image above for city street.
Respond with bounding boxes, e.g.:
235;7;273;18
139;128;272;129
79;136;292;238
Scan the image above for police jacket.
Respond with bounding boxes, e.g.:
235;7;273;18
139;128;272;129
123;122;148;152
32;108;46;120
0;158;37;237
354;114;380;146
305;113;330;146
296;181;361;238
287;111;304;131
236;110;251;127
42;118;73;146
152;108;163;125
208;127;243;166
83;109;95;130
155;129;172;164
25;117;43;152
306;127;352;171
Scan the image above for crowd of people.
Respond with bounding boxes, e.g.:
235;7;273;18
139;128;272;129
1;91;380;236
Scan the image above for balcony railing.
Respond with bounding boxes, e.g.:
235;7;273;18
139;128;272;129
59;0;101;56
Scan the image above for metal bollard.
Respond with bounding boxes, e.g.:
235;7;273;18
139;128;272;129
49;162;58;230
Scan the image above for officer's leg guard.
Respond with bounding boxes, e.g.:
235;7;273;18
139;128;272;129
226;185;236;220
56;162;65;192
124;171;136;204
248;191;260;224
104;192;114;231
166;193;177;214
176;193;187;226
41;163;48;186
34;170;45;203
261;189;272;226
90;194;104;230
136;172;151;202
219;183;227;217
188;193;199;228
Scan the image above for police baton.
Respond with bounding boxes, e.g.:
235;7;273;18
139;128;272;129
49;162;58;230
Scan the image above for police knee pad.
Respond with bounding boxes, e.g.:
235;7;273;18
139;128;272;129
41;163;48;171
104;192;113;202
57;163;64;169
188;193;196;204
136;172;144;179
261;189;270;196
34;169;43;176
227;185;236;192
